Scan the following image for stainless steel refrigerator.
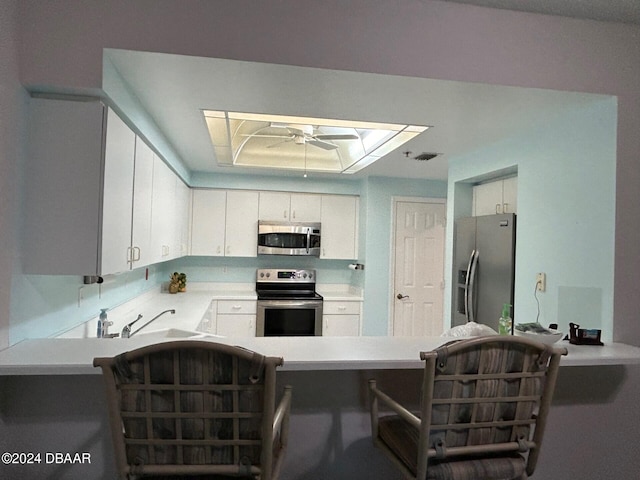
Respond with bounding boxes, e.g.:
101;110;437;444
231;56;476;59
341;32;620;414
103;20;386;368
452;213;516;332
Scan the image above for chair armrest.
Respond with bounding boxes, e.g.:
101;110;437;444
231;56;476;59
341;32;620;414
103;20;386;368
369;379;420;429
273;385;293;442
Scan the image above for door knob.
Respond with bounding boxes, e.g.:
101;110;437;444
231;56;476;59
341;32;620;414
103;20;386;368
397;293;410;300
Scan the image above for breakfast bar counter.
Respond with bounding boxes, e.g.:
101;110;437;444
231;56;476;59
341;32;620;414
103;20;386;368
1;334;639;376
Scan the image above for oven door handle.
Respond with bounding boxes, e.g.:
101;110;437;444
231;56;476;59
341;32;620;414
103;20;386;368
259;300;321;308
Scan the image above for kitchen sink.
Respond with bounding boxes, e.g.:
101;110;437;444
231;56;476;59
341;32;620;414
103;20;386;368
134;328;222;339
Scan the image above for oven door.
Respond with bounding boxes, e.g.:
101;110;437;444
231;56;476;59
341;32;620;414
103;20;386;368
256;299;323;336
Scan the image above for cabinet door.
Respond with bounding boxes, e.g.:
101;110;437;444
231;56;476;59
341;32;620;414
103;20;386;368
290;193;321;222
259;192;290;221
191;189;226;256
101;108;136;275
24;98;106;275
131;137;154;269
320;195;359;259
225;190;259;257
473;181;504;216
173;180;191;259
216;315;255;337
502;177;518;214
323;315;360;336
150;156;176;263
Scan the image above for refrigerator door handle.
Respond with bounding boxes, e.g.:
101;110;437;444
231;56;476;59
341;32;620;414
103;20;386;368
468;250;479;323
464;249;476;322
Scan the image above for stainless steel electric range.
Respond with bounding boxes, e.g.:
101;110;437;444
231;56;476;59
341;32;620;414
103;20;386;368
255;268;323;336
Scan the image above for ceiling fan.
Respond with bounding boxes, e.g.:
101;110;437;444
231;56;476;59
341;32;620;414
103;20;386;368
242;123;359;150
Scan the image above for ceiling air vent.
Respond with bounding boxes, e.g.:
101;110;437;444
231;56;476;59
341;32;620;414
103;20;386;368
413;152;439;161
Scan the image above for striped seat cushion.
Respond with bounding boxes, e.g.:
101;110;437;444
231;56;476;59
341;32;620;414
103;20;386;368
378;416;526;480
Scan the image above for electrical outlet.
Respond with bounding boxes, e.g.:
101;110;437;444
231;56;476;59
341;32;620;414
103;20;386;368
536;272;546;292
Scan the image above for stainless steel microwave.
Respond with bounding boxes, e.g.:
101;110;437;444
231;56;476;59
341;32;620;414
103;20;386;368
257;221;321;256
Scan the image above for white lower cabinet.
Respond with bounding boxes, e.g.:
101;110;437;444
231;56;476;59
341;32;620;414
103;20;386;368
214;300;256;337
322;300;362;336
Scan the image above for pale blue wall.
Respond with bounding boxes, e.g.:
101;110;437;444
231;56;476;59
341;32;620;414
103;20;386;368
361;177;448;335
445;97;617;340
9;266;166;343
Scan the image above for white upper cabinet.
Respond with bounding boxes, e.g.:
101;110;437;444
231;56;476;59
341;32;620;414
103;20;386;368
501;177;518;214
290;193;322;222
191;189;259;257
259;192;321;222
100;108;136;274
320;195;359;260
175;179;191;258
130;138;154;269
191;189;226;256
473;177;518;216
225;190;259;257
24;97;139;276
150;155;177;264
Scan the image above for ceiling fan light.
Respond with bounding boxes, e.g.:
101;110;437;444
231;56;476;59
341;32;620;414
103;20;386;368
202;109;430;174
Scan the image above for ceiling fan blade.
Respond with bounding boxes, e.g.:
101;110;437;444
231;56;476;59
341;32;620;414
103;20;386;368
307;138;339;150
266;138;293;148
314;134;359;141
240;133;293;139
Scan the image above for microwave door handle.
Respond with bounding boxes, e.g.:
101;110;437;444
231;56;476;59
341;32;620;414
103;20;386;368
306;229;311;254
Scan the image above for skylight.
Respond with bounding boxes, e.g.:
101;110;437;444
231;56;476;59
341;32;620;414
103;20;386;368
203;110;429;174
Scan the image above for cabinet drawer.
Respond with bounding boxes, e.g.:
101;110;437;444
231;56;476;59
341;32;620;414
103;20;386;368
217;300;257;315
323;301;361;315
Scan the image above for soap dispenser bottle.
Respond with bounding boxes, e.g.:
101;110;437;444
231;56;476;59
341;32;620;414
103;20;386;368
499;303;512;335
97;308;108;338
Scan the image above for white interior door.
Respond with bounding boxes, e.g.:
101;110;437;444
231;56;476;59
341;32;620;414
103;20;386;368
392;200;446;336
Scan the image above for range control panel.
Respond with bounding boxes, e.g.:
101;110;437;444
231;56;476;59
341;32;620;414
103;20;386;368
257;269;315;283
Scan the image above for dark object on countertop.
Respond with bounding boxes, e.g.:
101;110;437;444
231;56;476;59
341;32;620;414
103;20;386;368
568;322;604;346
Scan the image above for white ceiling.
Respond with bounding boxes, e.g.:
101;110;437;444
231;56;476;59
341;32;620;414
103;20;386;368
104;0;628;182
441;0;640;25
106;49;608;182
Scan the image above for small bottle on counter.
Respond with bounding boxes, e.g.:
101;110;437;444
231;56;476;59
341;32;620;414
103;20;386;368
97;308;108;338
498;303;512;335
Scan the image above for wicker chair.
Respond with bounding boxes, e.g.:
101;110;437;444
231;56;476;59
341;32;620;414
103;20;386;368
369;336;567;480
94;341;292;480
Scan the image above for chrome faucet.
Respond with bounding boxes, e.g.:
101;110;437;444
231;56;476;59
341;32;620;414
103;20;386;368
101;319;120;338
121;314;143;339
126;309;176;337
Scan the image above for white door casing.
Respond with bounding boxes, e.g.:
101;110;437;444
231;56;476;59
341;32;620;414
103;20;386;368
392;199;446;336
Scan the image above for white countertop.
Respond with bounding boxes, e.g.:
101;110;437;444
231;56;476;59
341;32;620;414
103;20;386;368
1;335;639;376
56;283;361;339
5;284;637;375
